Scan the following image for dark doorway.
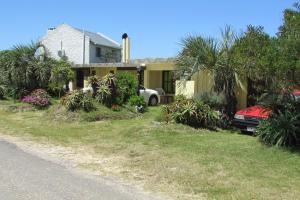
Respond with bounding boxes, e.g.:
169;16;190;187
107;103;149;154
162;71;175;94
76;70;84;88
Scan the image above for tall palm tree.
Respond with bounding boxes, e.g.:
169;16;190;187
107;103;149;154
176;26;239;117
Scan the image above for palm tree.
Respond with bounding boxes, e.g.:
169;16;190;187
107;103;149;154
0;42;54;98
176;26;239;117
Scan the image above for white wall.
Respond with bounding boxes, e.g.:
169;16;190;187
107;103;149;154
41;24;90;65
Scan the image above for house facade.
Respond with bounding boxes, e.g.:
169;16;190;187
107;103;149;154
41;24;178;99
41;24;247;108
41;24;122;65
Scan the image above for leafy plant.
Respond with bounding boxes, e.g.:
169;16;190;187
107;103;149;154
197;92;226;110
93;73;117;107
48;60;73;98
256;92;300;147
116;72;138;104
111;104;120;111
21;89;50;108
88;75;101;95
257;109;300;147
177;26;238;118
0;43;55;98
95;84;112;106
162;96;219;129
61;90;95;112
129;95;146;107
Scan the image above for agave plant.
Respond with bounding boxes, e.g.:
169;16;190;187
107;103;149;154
257;109;300;147
163;96;219;129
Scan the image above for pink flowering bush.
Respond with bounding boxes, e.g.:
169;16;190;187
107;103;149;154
21;89;50;108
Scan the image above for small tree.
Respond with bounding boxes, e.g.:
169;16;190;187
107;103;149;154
177;26;239;117
0;42;55;99
116;72;138;104
49;60;74;98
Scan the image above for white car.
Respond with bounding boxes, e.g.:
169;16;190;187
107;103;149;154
139;86;160;106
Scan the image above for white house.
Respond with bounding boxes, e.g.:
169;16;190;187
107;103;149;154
40;23;122;65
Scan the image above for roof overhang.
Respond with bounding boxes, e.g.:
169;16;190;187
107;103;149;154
72;62;140;69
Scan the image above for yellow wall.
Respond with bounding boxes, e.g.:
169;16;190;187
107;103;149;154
94;67;117;77
192;70;214;94
235;74;248;109
177;69;248;109
148;71;162;89
144;61;177;89
176;80;195;98
146;62;177;71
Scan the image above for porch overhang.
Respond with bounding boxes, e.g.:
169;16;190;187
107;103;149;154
72;62;140;69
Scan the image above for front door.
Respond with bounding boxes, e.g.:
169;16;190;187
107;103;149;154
76;70;84;88
162;71;175;94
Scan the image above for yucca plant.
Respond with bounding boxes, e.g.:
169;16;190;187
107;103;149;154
163;96;219;129
62;90;94;112
95;84;112;106
257;109;300;147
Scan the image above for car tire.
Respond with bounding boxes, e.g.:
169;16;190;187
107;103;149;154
149;95;158;106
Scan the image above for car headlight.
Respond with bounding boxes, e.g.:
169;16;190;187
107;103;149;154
234;114;245;120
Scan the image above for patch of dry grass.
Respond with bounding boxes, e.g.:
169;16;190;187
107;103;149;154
0;100;300;200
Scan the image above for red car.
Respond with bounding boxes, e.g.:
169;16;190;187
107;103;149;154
233;90;300;132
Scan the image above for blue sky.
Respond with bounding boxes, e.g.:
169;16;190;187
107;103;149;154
0;0;296;58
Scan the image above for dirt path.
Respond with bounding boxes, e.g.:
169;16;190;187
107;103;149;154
0;133;167;200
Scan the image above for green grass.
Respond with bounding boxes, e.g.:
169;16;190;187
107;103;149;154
0;99;300;200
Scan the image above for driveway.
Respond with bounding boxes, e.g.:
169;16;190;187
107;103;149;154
0;139;163;200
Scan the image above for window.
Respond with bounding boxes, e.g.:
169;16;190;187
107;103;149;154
162;71;175;94
96;47;102;57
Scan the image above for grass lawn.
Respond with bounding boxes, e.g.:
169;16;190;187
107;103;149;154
0;100;300;199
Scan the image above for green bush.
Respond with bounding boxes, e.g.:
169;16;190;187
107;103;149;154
61;90;95;112
196;92;226;110
128;95;147;113
116;72;138;104
256;106;300;147
129;95;146;107
96;73;117;107
95;84;112;107
162;96;219;129
49;60;73;98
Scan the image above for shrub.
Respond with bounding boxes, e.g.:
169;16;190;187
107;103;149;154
197;92;226;110
162;96;219;129
129;95;146;107
0;85;5;99
256;104;300;147
62;90;95;112
21;89;50;108
49;60;73;97
88;75;101;95
116;72;138;104
92;73;118;107
111;104;120;111
129;95;146;113
95;84;112;106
